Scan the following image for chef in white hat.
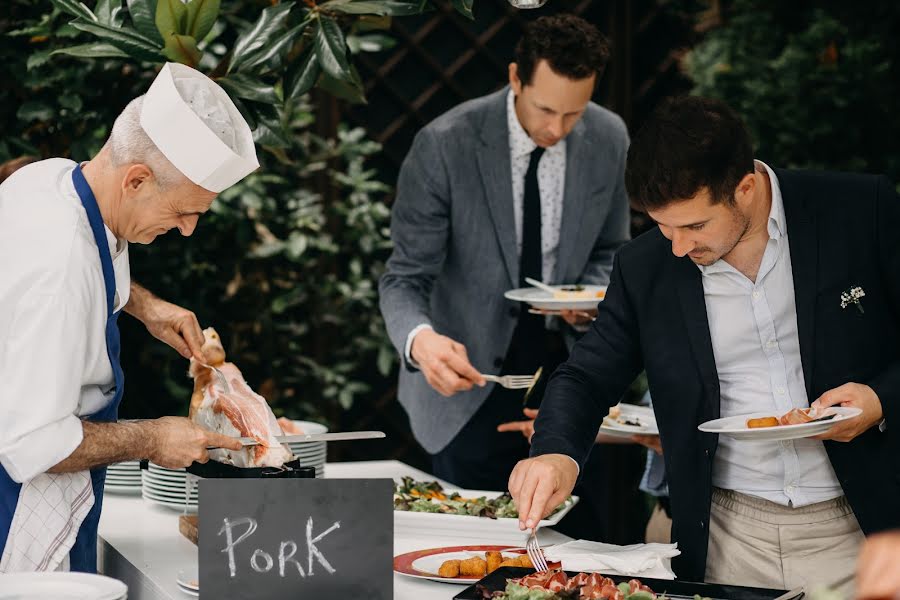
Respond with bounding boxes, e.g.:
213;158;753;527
0;63;258;573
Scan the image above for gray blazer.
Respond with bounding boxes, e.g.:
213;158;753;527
379;87;631;454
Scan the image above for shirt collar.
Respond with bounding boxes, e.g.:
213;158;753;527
507;89;537;159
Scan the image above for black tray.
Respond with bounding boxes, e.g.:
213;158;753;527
453;567;793;600
185;457;315;479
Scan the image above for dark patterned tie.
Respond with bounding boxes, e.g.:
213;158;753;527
520;146;546;285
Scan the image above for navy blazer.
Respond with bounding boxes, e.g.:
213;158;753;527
531;168;900;581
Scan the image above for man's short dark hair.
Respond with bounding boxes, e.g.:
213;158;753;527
515;14;610;86
625;96;755;212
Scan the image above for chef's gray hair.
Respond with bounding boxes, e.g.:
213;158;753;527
105;95;187;189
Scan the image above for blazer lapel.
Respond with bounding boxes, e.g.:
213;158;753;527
778;169;818;400
476;89;519;287
675;256;721;420
554;120;589;283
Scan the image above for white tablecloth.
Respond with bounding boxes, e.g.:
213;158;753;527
98;460;571;600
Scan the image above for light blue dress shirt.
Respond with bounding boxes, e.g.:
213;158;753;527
702;161;843;507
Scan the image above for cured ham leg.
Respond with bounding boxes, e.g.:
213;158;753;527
189;328;292;468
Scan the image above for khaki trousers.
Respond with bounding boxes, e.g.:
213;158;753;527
705;488;864;596
645;501;673;544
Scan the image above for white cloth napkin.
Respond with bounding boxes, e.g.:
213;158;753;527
0;472;94;572
543;540;680;580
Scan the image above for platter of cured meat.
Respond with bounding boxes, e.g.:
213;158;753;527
454;567;795;600
697;406;861;441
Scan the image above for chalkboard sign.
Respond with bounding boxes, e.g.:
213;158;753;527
199;478;393;599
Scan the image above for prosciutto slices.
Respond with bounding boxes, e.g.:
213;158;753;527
503;571;656;600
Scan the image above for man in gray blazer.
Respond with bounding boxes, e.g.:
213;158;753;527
379;15;630;535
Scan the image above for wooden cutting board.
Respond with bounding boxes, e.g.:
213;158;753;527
179;515;199;545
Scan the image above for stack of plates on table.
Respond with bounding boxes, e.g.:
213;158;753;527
104;460;142;495
0;572;127;599
142;463;198;512
284;420;328;478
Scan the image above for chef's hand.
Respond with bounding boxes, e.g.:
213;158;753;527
129;285;204;359
411;328;486;396
559;308;597;327
810;382;883;442
146;417;243;468
508;454;578;531
498;408;540;441
856;530;900;600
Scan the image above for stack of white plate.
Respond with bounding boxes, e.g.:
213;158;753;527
104;460;141;495
0;573;127;599
285;420;328;478
141;463;197;512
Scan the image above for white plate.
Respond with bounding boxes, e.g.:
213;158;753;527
176;568;199;593
142;493;198;512
0;572;127;599
599;404;659;437
394;486;578;535
104;484;142;495
698;407;862;440
504;285;607;310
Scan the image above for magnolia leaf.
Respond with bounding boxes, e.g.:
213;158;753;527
237;21;309;74
163;33;202;66
126;0;161;42
285;46;320;101
70;21;164;61
26;50;54;70
94;0;123;25
155;0;187;38
316;66;366;104
346;33;395;54
451;0;474;20
315;15;351;80
356;15;393;31
218;74;279;104
51;42;130;59
49;0;97;21
185;0;220;41
321;0;425;16
228;2;294;74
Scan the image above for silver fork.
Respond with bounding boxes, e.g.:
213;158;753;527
482;374;535;390
526;528;549;572
198;361;231;393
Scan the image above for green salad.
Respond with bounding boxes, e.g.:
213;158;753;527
393;477;569;520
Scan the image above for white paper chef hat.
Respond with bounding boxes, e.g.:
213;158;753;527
140;62;259;193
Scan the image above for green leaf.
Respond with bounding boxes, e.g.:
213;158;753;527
126;0;163;42
17;101;54;123
50;0;97;21
51;42;130;59
285;46;320;101
185;0;220;41
217;74;279;104
59;93;84;112
322;0;425;16
228;2;294;74
26;50;54;70
95;0;123;25
451;0;474;20
237;21;309;74
70;20;164;61
155;0;187;37
315;15;351;80
346;33;396;54
163;33;202;66
316;66;366;104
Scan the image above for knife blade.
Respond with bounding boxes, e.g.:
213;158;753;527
208;431;385;449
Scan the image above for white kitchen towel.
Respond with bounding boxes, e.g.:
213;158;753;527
544;540;680;580
0;471;94;572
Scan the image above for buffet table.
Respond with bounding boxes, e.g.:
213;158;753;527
98;460;572;600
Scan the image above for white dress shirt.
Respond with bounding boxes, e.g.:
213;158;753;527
704;161;842;507
403;91;568;363
0;158;131;483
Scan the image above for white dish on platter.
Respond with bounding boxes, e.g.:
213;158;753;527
504;285;607;311
698;407;861;440
0;572;127;600
599;403;659;438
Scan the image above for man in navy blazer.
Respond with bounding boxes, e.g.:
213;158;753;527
509;96;899;593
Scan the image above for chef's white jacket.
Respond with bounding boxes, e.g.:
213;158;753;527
0;158;131;483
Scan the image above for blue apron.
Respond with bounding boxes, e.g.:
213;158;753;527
0;164;125;572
